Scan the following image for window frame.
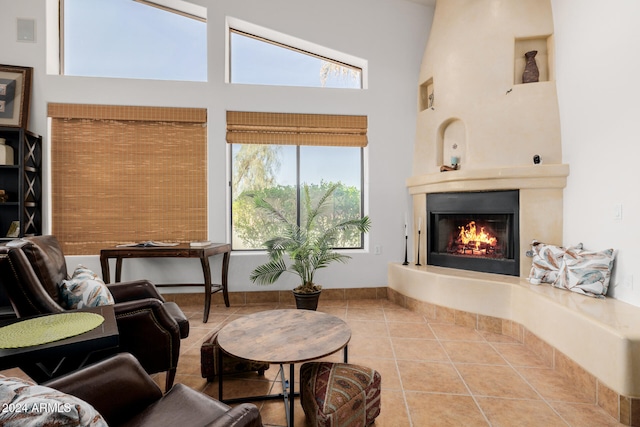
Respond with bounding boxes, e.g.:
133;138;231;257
225;17;369;89
229;143;366;252
59;0;207;81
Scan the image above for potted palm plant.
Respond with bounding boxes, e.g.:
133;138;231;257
249;183;371;310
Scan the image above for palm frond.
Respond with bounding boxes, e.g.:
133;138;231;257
249;258;288;285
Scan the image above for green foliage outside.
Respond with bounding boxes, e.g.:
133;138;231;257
233;181;364;249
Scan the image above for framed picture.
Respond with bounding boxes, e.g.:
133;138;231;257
0;65;33;128
6;220;20;238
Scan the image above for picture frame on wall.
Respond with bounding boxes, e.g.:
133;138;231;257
0;65;33;129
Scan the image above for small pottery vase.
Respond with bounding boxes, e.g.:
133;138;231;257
522;50;539;83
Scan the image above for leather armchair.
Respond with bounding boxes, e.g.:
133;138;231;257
0;235;189;390
45;352;263;427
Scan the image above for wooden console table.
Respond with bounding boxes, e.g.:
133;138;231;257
100;243;231;323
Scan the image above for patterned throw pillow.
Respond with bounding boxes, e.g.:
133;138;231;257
0;376;108;427
552;247;616;298
528;240;583;285
59;265;115;310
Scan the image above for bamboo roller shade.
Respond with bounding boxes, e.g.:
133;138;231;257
226;111;368;147
49;104;207;255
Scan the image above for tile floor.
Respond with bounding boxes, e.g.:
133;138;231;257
160;298;623;427
0;298;622;426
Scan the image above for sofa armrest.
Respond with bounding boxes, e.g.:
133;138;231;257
205;404;263;427
107;279;165;302
45;353;162;426
111;298;181;375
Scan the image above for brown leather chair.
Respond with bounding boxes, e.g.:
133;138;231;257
45;352;263;427
0;235;189;390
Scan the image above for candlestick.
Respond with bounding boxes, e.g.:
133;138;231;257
415;230;422;266
418;217;421;232
403;235;409;265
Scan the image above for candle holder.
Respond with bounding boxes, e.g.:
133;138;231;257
415;230;422;266
402;235;409;265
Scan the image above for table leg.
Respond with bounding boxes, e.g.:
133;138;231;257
100;254;110;283
221;251;230;307
115;257;123;282
218;347;224;401
200;255;213;323
289;363;295;427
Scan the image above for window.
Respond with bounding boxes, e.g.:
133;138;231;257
228;112;367;250
62;0;207;81
228;25;364;89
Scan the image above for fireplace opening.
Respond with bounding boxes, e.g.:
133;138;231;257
427;190;519;276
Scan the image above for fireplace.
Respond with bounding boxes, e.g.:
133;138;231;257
427;190;519;276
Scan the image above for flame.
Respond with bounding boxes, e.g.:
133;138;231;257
457;221;497;249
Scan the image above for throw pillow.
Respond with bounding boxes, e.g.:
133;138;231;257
528;240;583;285
59;265;115;310
552;247;616;298
0;376;107;427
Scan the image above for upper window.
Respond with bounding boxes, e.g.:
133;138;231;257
228;21;365;89
62;0;207;81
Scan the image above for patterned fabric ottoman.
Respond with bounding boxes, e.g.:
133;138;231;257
200;329;269;381
300;362;381;427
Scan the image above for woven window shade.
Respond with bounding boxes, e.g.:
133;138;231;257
226;111;367;147
49;104;207;255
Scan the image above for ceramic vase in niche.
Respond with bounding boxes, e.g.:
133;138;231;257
522;50;539;83
0;138;14;166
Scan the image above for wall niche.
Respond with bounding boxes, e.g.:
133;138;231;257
419;78;434;111
514;35;553;85
437;118;466;169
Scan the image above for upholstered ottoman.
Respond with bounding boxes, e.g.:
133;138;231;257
300;362;381;427
200;329;269;381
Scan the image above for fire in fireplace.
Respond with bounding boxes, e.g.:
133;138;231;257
427;190;519;276
449;220;499;256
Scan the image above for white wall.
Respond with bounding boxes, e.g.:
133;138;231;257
0;0;433;293
552;0;640;306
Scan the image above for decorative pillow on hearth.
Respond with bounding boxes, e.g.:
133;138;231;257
59;265;115;310
0;376;107;426
528;240;583;285
552;247;615;298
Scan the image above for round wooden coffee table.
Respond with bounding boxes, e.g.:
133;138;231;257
216;309;351;426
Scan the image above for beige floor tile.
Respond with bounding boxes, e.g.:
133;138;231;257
397;360;468;394
547;401;623;426
345;307;386;321
387;321;436;339
383;308;428;323
348;335;395;359
429;323;485;341
405;392;489;426
517;366;595;404
441;341;507;365
374;389;411;427
347;319;389;337
391;337;449;362
456;364;540;399
493;342;551;368
476;396;568;427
